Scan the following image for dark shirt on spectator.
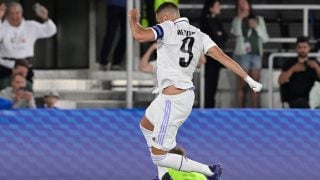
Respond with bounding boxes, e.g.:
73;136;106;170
200;15;227;49
281;58;319;107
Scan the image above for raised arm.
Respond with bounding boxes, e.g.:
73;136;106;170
0;3;6;41
34;5;57;38
230;17;243;37
255;16;269;43
278;67;296;85
278;61;306;85
128;9;155;43
0;3;5;18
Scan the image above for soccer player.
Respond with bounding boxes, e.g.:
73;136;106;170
128;2;262;180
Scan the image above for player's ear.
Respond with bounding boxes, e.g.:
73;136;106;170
155;14;160;23
159;14;170;22
163;15;168;21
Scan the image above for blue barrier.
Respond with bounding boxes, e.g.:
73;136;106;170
0;109;319;180
0;98;12;109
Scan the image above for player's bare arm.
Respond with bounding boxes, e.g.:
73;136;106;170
278;69;294;85
307;60;320;77
207;46;247;78
207;46;263;92
128;9;155;42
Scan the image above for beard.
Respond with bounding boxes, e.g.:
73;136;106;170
298;52;308;59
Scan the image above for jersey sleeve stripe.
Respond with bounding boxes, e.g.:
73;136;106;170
151;25;164;40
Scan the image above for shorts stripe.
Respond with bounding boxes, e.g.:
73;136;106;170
157;100;171;145
159;100;171;145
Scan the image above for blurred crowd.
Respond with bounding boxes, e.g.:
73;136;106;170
138;0;320;109
0;0;319;110
0;1;59;109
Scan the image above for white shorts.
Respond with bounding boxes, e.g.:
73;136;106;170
145;89;195;151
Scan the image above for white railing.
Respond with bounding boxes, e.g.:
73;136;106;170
180;4;320;37
267;52;320;108
196;4;320;108
126;0;142;108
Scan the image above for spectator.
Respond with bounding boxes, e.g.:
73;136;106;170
231;0;269;108
309;81;320;109
42;89;60;109
200;0;227;108
0;60;33;92
0;73;36;109
99;0;126;71
139;42;157;74
0;2;57;82
278;36;320;108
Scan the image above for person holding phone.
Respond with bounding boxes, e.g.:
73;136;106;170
231;0;269;108
0;73;36;109
278;36;320;108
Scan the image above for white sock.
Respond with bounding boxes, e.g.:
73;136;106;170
157;166;168;179
140;124;168;178
152;153;214;176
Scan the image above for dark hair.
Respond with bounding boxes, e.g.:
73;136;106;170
200;0;219;20
7;1;23;12
200;0;219;30
235;0;254;15
14;60;29;69
296;36;309;44
155;2;179;14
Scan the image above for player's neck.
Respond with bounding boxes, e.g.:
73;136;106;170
169;14;180;22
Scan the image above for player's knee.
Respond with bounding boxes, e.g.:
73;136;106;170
151;146;170;166
139;123;153;136
151;153;167;167
140;116;154;131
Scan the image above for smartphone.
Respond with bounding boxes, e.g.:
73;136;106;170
19;87;26;92
33;3;42;15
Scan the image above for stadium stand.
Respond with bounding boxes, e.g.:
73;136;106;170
31;1;320;108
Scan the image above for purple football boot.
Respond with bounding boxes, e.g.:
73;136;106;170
207;163;223;180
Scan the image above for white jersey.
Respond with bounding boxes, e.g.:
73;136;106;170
151;17;216;90
0;19;57;59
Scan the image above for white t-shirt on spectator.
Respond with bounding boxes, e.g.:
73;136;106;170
0;19;57;68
